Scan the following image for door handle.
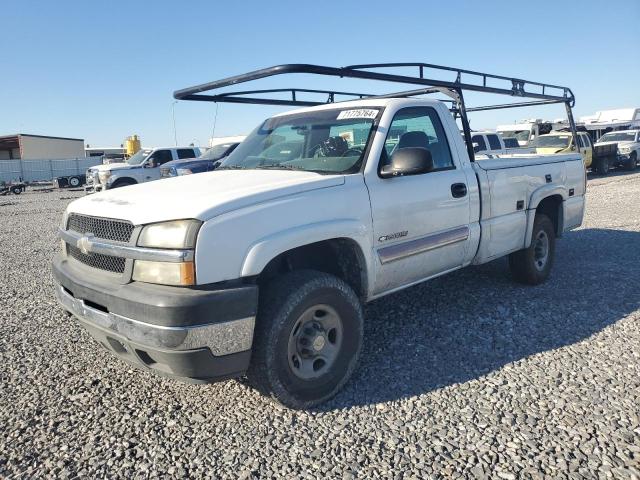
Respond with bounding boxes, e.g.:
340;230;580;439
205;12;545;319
451;183;467;198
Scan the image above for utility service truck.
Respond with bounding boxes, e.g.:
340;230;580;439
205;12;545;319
85;146;201;193
53;63;586;408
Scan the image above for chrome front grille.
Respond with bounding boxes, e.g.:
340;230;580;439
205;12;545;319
67;214;134;243
65;214;134;274
86;170;97;185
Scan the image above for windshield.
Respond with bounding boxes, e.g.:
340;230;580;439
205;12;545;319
534;135;571;148
598;132;637;143
200;143;237;161
219;108;379;174
499;130;530;142
127;149;151;165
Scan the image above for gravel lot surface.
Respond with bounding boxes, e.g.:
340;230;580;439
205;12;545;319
1;172;639;479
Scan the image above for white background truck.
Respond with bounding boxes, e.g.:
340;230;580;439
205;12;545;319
470;131;535;155
53;64;586;408
497;119;564;146
85;146;200;192
594;129;640;172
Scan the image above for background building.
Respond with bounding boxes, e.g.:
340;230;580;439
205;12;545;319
0;134;84;160
0;133;100;183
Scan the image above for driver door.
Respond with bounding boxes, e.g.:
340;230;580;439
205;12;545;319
579;134;593;167
144;150;173;182
365;106;472;294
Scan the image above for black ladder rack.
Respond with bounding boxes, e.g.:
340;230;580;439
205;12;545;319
173;63;578;162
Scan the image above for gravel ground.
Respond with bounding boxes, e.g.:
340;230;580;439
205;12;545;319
1;172;639;479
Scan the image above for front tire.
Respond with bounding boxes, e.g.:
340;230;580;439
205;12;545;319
246;270;363;409
509;214;556;285
110;178;136;189
594;156;610;175
625;152;637;171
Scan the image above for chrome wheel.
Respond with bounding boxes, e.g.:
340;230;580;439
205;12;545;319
533;230;549;271
287;304;343;380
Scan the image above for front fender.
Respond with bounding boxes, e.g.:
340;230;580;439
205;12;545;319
241;219;371;278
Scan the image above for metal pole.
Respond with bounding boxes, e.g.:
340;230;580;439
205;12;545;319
565;101;579;154
172;101;178;146
456;89;475;162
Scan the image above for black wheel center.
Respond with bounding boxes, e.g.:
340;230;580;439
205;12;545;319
287;305;344;380
297;322;327;357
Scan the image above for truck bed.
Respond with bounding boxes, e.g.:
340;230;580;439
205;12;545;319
474;153;581;170
471;153;585;264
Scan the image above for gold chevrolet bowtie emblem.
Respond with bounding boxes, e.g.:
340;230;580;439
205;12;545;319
77;233;94;255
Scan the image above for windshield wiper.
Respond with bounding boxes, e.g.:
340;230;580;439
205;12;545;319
216;165;246;170
253;164;305;170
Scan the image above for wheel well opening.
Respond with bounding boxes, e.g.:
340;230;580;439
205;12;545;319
112;177;137;186
257;239;367;299
536;195;563;236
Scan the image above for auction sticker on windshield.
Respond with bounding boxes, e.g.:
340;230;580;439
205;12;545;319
337;109;379;120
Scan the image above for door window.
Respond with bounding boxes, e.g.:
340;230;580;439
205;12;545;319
471;134;487;152
382;107;454;171
177;149;196;159
580;135;590;148
576;135;584;148
148;150;173;166
487;134;502;150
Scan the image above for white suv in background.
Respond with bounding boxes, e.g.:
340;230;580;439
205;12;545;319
86;146;201;192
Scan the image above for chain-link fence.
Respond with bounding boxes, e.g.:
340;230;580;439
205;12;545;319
0;157;104;183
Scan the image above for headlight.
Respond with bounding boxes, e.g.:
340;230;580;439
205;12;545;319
619;147;631;154
98;171;111;184
176;168;193;175
132;260;195;286
138;219;201;249
60;211;69;254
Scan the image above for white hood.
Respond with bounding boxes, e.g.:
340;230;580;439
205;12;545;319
89;162;139;172
67;170;345;225
594;140;634;148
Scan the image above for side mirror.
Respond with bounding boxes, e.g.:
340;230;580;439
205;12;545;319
472;142;481;153
380;147;433;178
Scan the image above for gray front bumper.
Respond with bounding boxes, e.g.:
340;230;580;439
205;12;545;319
53;254;258;381
55;283;254;356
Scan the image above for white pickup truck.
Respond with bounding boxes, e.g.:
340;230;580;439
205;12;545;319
85;146;201;192
595;129;640;171
471;130;535;155
53;64;586;408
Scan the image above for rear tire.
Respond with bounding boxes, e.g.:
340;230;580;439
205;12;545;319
10;186;22;195
509;214;555;285
246;270;363;409
625;152;637;171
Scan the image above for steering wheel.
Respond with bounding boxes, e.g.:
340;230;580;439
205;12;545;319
311;143;326;158
342;147;363;157
312;136;352;158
